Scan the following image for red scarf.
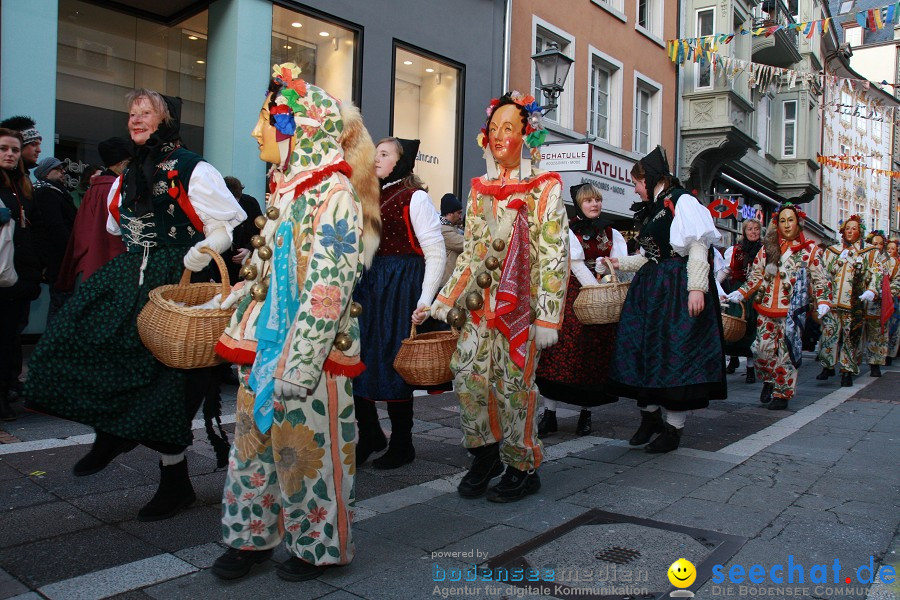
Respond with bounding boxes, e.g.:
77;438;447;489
495;198;531;369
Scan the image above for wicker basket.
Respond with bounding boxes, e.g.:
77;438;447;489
393;323;459;386
721;300;747;343
137;248;234;369
573;257;630;325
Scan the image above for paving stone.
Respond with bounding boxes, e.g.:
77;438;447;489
642;453;738;478
344;556;470;600
356;483;448;514
806;475;900;507
144;568;337;599
119;505;224;553
352;471;408;502
0;577;29;600
436;524;535;564
0;502;100;549
316;528;426;588
0;462;25;482
317;591;365;600
535;461;618;501
566;482;682;517
67;484;158;524
653;496;781;537
602;466;711;497
0;478;56;511
173;543;227;569
354;503;493;552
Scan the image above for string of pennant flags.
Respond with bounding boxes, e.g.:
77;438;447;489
816;155;900;178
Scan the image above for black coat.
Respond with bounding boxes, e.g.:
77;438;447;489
0;182;42;301
31;180;77;283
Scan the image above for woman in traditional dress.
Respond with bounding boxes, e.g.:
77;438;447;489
718;219;763;383
886;239;900;364
353;137;445;469
724;204;832;409
598;146;726;453
535;183;625;436
25;90;245;520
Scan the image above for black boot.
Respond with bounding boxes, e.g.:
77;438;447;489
645;423;682;454
0;393;15;422
72;430;137;476
745;367;756;384
870;365;882;377
458;443;504;498
211;547;273;580
137;459;196;522
354;397;387;466
760;382;773;404
815;367;835;380
373;400;415;469
767;396;789;410
840;372;853;387
276;557;334;581
886;356;893;366
629;409;664;446
537;409;557;437
486;466;541;503
576;410;592;436
726;356;739;374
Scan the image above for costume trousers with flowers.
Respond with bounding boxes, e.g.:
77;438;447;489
752;315;800;400
818;309;862;375
451;319;543;472
889;299;900;356
863;315;889;365
222;376;355;566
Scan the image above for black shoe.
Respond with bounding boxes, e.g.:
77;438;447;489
276;557;332;582
458;443;503;498
629;409;664;446
870;365;882;377
354;397;387;466
645;423;682;454
211;547;273;580
0;399;15;422
137;460;196;522
745;367;756;384
840;372;853;387
815;367;835;380
886;356;893;366
726;356;739;374
767;396;789;410
372;443;415;469
486;467;541;503
760;382;773;404
537;409;557;437
575;410;592;436
72;431;137;476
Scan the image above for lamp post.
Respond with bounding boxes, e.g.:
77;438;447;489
531;41;574;114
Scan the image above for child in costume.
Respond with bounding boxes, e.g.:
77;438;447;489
724;204;832;410
212;64;380;582
816;215;881;387
431;92;568;503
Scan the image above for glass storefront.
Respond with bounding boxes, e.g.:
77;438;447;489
55;0;208;189
392;45;461;200
271;6;359;106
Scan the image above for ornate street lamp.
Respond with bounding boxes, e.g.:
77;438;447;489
531;41;574;113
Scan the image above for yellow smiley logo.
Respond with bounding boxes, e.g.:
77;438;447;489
667;558;696;588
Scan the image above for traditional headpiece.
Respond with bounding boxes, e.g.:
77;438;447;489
637;145;672;202
477;91;546;175
866;230;886;243
380;138;420;186
838;214;865;234
771;202;806;225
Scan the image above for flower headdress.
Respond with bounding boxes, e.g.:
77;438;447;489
866;229;886;242
771;202;806;225
838;214;865;234
477;90;547;152
268;64;308;141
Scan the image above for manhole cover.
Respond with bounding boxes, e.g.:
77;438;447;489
596;546;641;565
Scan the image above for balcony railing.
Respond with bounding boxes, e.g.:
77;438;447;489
750;0;801;67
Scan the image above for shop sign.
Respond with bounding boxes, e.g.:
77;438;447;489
708;197;764;222
539;143;591;171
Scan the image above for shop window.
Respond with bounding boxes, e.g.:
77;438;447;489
56;0;207;186
271;6;359;106
392;45;462;200
782;100;796;158
695;8;715;90
533;23;573;127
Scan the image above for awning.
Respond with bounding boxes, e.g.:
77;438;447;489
717;173;781;207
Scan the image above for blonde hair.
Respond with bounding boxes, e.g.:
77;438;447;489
376;137;428;191
575;183;603;207
125;89;174;127
741;218;762;240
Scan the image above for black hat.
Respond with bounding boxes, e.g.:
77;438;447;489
98;137;131;167
382;138;420;185
440;193;462;215
638;145;671;201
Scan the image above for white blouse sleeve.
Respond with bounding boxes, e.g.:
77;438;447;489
568;229;585;261
106;176;122;236
722;246;734;268
188;162;247;234
670;193;722;256
409;190;443;248
713;247;726;273
610;228;628;258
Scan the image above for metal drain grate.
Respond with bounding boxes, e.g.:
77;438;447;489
595;546;641;565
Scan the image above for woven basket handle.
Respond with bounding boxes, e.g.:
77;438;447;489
409;323;418;339
179;247;231;300
738;298;746;320
603;257;619;283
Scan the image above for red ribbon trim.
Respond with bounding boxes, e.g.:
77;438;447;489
323;357;366;378
471;172;561;201
283;161;354;200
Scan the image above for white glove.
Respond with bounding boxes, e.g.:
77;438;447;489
274;378;307;400
430;300;451;323
817;303;831;318
859;290;875;303
533;325;558;350
572;259;597;287
221;281;249;310
839;249;850;261
184;227;232;272
724;290;744;304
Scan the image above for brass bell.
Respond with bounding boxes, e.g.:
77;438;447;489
253;215;267;230
239;264;258;281
492;239;506;252
476;272;492;289
250;282;268;302
447;307;466;329
257;245;273;260
465;291;484;311
485;256;501;271
266;206;280;220
251;235;266;248
333;332;352;351
349;302;363;318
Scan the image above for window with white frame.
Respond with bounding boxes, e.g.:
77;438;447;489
844;25;862;48
873;113;882;142
841;91;852;125
756;93;770;156
633;76;660;154
588;50;622;145
636;0;662;39
595;0;624;10
590;63;611;141
533;25;573;126
782;100;797;158
695;8;715;89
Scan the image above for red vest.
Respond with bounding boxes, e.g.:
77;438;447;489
378;184;423;256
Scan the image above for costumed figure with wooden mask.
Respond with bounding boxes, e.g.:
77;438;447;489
885;239;900;364
213;63;380;582
816;215;881;387
431;92;568;502
862;231;892;377
724;203;832;410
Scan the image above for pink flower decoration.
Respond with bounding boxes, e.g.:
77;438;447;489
249;520;266;535
307;506;328;523
309;531;321;539
242;492;255;501
310;284;342;320
261;494;276;508
225;490;237;505
250;472;266;487
288;523;301;532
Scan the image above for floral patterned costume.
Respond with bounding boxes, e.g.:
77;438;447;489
863;253;895;366
885;257;900;357
818;241;881;375
738;237;832;400
436;167;568;472
216;75;377;567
